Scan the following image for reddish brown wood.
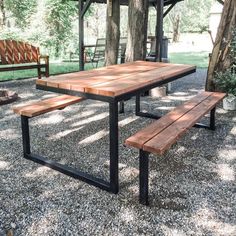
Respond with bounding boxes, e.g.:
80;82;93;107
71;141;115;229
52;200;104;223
126;92;225;155
36;62;195;96
13;95;84;117
0;40;49;79
125;91;213;149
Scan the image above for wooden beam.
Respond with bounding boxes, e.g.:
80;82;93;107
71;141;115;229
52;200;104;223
163;1;178;18
216;0;224;5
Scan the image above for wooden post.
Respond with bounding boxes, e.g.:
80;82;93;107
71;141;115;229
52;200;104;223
155;0;164;62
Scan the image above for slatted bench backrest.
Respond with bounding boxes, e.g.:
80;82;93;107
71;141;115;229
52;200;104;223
0;40;40;65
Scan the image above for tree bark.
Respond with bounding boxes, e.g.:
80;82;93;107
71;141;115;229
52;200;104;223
206;0;236;91
125;0;148;62
105;0;120;66
172;14;180;43
0;0;6;30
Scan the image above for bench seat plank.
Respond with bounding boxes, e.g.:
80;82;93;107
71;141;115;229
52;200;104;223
143;92;226;155
125;91;213;149
13;95;83;117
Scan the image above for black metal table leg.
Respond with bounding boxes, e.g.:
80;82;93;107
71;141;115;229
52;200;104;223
119;101;125;114
135;95;141;115
21;116;31;156
109;101;119;193
139;150;149;205
210;107;216;130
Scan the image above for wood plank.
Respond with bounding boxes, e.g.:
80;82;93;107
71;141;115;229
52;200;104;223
13;95;84;117
18;41;26;63
36;61;172;92
0;40;7;64
85;64;195;96
143;92;226;155
25;43;32;62
125;91;213;149
12;40;20;64
5;40;14;64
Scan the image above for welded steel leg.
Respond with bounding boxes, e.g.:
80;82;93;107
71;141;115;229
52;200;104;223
136;95;141;115
139;150;149;205
109;101;119;193
21;116;31;156
210;107;216;130
119;101;125;113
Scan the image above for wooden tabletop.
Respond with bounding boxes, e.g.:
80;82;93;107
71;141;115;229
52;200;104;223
36;61;196;97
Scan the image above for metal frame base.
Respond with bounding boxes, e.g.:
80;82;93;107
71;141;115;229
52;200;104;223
20;114;118;193
138;107;216;205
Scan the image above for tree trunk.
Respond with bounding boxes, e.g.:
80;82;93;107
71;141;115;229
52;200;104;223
172;14;180;43
105;0;120;66
206;0;236;91
125;0;148;62
0;0;6;30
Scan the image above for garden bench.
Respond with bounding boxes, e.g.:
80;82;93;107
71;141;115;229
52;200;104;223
13;95;83;117
125;91;226;205
0;40;49;79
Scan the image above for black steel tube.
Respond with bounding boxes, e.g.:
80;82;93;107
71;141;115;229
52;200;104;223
119;101;125;114
21;116;31;155
139;150;149;205
210;107;216;130
109;101;119;193
135;95;141;115
79;0;84;71
24;153;111;191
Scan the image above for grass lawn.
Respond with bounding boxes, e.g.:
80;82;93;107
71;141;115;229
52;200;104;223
0;51;209;82
169;51;209;68
0;62;94;82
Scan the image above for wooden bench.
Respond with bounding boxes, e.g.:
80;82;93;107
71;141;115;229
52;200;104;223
13;95;84;117
125;91;226;205
13;94;84;167
0;40;49;79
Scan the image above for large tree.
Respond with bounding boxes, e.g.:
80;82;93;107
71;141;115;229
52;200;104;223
105;0;120;65
125;0;148;61
206;0;236;91
0;0;6;30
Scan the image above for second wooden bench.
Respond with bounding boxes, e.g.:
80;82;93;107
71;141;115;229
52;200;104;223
125;91;226;205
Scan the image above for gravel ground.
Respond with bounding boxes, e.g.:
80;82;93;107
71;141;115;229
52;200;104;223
0;69;235;236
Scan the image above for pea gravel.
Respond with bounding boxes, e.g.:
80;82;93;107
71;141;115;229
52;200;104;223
0;69;235;236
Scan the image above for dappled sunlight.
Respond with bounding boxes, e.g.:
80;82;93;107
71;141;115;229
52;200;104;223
65;110;96;122
161;225;185;235
26;211;59;235
191;208;236;235
79;129;108;145
25;166;59;178
0;160;9;170
154;106;175;111
118;116;138;127
120;167;139;181
230;126;236;135
48;127;84;140
71;112;109;127
216;164;235;181
119;208;135;224
18;93;38;99
0;128;21;140
35;113;65;125
218;149;236;161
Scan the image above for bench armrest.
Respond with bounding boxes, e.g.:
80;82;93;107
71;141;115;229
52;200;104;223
39;55;49;64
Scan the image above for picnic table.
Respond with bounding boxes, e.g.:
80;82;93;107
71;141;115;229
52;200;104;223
35;61;196;194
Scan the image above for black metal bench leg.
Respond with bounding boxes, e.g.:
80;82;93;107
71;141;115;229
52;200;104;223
139;150;149;205
119;101;125;113
210;107;216;130
21;116;31;156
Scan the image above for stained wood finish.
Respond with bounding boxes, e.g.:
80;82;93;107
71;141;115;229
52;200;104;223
36;61;195;96
13;95;83;117
0;40;49;79
125;92;226;155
